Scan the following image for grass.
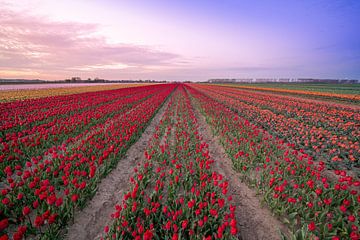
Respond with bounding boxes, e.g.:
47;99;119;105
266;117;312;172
230;83;360;95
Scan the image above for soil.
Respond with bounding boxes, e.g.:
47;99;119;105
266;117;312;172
193;106;290;240
64;98;171;240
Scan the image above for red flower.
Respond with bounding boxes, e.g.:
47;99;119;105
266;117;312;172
327;223;333;230
143;229;153;240
352;225;359;231
1;198;9;205
315;188;322;195
34;215;44;227
307;180;314;189
132;202;137;212
17;225;27;235
350;231;359;240
187;199;195;208
48;214;57;224
12;232;23;240
43;210;51;219
217;226;224;238
0;234;9;240
0;219;9;231
79;181;86;190
210;208;218;217
324;198;332;205
308;222;316;231
22;206;31;216
181;220;188;229
17;193;24;200
162;206;168;214
55;197;63;207
71;194;79;202
33;200;39;209
339;205;347;213
343;199;351;206
231;226;237;235
165;221;171;230
348;215;356;222
218;198;225;208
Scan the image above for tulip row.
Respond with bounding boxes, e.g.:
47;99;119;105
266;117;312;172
0;83;150;102
186;85;359;239
1;84;159;135
192;84;359;170
104;85;238;240
0;85;168;181
217;84;360;103
0;84;175;239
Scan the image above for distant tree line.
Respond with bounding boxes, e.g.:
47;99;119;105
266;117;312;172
0;77;167;84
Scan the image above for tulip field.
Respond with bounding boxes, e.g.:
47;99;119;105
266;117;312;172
218;83;360;104
187;84;359;240
104;86;237;240
0;84;175;239
0;83;359;239
0;84;150;102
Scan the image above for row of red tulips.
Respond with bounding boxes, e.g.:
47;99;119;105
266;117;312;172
104;86;238;240
186;85;359;239
0;85;167;181
1;85;158;134
0;84;176;239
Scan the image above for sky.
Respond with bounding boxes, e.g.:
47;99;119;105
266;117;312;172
0;0;359;81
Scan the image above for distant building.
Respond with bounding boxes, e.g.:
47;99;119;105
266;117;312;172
207;78;359;84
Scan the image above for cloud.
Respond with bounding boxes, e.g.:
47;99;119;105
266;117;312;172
0;7;180;79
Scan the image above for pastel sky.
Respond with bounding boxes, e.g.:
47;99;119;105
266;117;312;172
1;0;359;81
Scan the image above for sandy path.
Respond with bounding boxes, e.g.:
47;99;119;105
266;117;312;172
192;105;290;240
64;97;171;240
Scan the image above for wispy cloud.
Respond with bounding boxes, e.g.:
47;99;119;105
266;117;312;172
0;7;180;79
1;0;359;81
